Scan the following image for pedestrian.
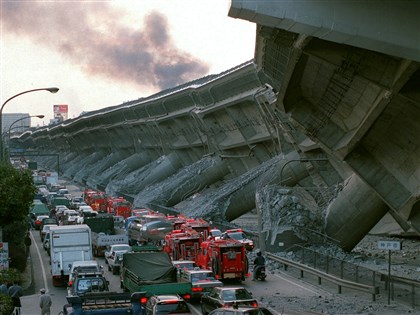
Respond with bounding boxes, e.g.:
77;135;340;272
39;288;52;315
0;281;8;295
8;281;23;315
252;250;266;281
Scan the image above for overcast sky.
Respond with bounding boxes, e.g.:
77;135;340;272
0;0;256;126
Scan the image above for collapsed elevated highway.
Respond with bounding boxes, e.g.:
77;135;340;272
13;1;420;253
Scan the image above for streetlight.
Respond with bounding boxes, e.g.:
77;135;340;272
7;114;45;145
0;87;59;161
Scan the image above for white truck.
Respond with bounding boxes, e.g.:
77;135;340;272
84;215;128;257
49;224;93;287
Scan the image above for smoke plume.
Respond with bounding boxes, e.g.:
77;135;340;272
2;1;210;90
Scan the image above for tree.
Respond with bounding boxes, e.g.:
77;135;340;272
0;164;35;225
0;163;36;270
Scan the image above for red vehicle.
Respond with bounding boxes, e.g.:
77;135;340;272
195;238;249;282
107;197;132;219
163;229;202;261
87;192;108;212
83;188;97;203
181;218;211;239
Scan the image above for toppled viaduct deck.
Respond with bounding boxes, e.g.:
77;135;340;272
14;1;420;253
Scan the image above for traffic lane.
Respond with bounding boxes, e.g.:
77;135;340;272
21;229;68;315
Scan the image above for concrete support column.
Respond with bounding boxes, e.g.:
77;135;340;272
325;174;389;251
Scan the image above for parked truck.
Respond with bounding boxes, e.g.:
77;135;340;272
120;246;192;299
84;215;128;257
50;225;93;287
63;292;147;315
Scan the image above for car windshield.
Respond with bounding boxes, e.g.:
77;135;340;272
156;301;190;314
228;232;246;240
211;230;222;237
222;289;252;301
191;272;216;282
76;278;106;293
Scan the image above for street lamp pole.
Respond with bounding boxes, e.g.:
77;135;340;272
0;87;59;162
6;114;45;153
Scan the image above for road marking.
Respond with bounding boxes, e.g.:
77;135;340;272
30;230;49;291
272;272;320;294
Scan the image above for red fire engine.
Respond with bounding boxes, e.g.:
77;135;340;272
87;192;108;213
181;218;211;239
195;238;249;282
163;229;202;261
107;197;132;219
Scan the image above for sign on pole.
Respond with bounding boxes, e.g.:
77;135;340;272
378;240;402;305
378;240;401;250
0;242;9;270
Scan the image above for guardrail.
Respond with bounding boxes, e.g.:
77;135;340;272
266;252;380;301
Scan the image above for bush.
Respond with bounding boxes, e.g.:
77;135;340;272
0;294;14;314
0;268;23;287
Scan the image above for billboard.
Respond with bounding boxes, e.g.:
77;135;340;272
53;104;68;120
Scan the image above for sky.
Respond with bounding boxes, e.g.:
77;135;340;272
0;0;256;127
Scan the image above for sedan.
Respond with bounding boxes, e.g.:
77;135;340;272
201;287;258;315
34;215;50;230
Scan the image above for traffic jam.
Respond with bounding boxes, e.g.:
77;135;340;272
31;180;272;315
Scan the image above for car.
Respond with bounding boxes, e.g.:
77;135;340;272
221;229;254;251
40;224;57;242
208;306;275;315
104;244;131;263
172;260;199;276
70;196;84;209
67;270;109;297
201;287;258;315
34;215;50;230
179;269;223;300
39;217;58;232
68;260;103;285
145;294;192;315
106;250;125;275
210;228;222;240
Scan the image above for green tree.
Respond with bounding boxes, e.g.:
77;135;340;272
0;164;35;224
0;163;36;270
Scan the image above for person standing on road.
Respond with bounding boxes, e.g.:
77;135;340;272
8;281;23;315
39;288;52;315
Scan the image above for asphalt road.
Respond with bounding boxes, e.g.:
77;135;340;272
19;181;328;315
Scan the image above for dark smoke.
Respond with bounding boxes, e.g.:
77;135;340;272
1;1;210;90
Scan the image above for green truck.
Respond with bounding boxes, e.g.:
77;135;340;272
120;246;192;299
